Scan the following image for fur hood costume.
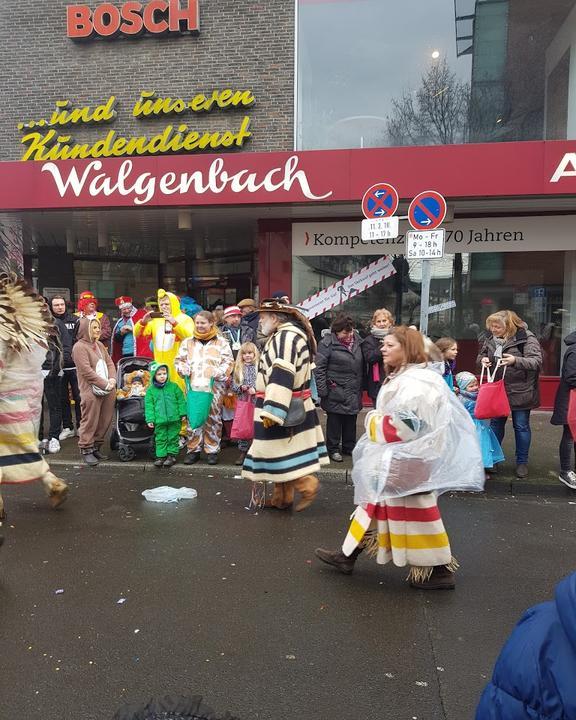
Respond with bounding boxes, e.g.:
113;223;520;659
134;289;195;392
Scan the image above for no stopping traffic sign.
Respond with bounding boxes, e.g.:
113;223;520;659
361;183;399;220
408;190;447;230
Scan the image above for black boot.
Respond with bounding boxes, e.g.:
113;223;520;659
315;546;362;575
409;565;456;590
93;446;110;461
81;448;99;466
184;452;200;465
207;454;218;466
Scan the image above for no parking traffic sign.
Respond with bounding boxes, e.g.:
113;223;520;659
361;183;399;220
408;190;447;230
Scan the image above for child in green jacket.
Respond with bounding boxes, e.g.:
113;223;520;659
145;362;187;467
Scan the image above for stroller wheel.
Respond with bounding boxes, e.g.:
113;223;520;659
110;430;119;451
118;445;136;462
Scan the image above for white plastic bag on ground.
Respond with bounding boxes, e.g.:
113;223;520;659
142;486;198;503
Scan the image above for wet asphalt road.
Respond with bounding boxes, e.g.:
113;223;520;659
1;466;575;720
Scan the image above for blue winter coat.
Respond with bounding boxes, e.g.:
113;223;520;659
476;572;576;719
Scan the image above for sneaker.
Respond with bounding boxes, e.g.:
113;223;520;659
163;455;176;468
59;428;76;441
207;454;218;466
154;458;165;468
48;438;61;454
559;471;576;490
330;452;343;463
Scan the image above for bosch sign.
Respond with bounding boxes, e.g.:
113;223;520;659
67;0;200;39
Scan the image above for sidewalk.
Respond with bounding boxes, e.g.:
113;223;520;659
46;410;574;496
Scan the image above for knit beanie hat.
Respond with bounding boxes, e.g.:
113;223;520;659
455;371;477;393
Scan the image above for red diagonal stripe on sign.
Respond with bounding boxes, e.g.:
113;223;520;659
415;200;438;223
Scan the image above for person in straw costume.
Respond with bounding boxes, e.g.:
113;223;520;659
0;273;69;530
241;299;329;511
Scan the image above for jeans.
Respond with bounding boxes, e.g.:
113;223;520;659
326;413;357;455
559;425;576;472
61;369;82;430
491;410;531;465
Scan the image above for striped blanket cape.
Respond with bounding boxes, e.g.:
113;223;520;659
342;493;453;571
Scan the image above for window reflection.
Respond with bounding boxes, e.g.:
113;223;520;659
297;0;576;149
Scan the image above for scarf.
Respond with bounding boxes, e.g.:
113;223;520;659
370;327;390;340
338;334;355;351
459;388;478;403
193;326;218;341
443;360;455;377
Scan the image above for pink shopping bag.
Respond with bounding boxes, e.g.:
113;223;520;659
230;399;255;440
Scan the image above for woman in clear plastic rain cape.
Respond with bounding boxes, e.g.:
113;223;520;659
315;326;484;590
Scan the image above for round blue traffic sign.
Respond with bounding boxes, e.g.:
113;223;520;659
361;183;399;220
408;190;447;230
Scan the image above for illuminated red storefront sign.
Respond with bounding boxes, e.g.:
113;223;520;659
67;0;199;39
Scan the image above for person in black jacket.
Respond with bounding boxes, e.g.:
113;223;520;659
361;307;394;405
315;314;364;462
40;331;64;454
50;296;81;440
551;330;576;490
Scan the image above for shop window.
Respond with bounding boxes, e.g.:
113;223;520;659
297;0;576;149
74;260;159;319
293;250;566;376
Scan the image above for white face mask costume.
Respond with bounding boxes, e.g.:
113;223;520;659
260;315;276;337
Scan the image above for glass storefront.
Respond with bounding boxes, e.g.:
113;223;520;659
293;249;571;375
22;209;258;321
297;0;576;150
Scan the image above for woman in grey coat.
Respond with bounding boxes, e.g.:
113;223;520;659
315;315;364;462
477;310;543;479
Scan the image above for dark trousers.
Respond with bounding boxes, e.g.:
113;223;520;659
40;376;63;441
61;369;82;430
326;412;357;454
560;424;576;472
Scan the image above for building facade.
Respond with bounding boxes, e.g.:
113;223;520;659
1;0;576;405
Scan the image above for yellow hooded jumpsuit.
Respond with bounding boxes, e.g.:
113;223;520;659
134;290;195;392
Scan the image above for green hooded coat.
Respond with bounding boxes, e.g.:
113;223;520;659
145;362;186;425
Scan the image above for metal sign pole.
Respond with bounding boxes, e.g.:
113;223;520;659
419;259;431;336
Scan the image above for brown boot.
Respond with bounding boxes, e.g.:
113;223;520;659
265;482;293;510
293;474;319;512
315;546;362;575
409;565;456;590
42;473;69;510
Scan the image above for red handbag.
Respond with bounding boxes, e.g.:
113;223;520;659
474;362;511;420
568;389;576;440
230;399;255;440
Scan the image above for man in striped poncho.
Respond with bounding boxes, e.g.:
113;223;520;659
242;299;329;511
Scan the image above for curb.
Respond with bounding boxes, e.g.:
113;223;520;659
47;457;349;484
46;458;576;497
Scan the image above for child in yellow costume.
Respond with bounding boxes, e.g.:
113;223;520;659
133;289;195;392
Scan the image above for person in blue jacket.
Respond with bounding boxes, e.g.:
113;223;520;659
476;571;576;719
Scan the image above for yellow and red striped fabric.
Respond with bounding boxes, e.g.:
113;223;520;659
342;493;451;568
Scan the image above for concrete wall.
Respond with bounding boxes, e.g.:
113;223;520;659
0;1;294;161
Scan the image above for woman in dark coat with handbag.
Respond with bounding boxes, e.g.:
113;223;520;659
315;315;364;462
477;310;542;479
361;307;394;405
551;330;576;489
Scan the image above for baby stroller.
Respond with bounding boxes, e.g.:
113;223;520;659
110;356;154;462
